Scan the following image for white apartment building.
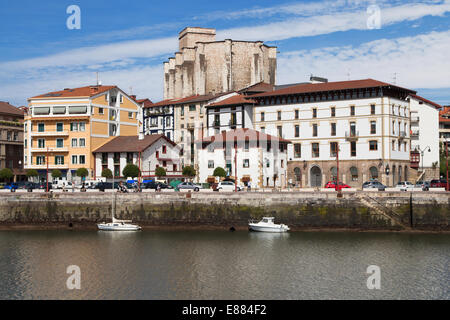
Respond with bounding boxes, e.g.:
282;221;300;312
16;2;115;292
205;78;416;188
408;94;441;181
93;134;181;180
197;128;291;187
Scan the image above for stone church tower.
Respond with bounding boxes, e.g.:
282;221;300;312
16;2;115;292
163;27;277;99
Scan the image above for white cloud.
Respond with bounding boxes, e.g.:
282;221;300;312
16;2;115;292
277;30;450;89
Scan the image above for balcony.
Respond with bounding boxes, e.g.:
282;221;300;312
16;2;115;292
411;116;420;122
345;130;359;141
187;123;195;129
411;130;419;137
30;130;69;137
30;147;69;153
25;164;69;170
399;131;407;140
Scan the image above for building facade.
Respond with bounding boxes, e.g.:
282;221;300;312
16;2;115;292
142;100;175;140
205;79;416;188
163;27;277;100
93;134;181;180
25;85;141;182
408;94;441;181
439;106;450;149
197;129;290;187
0;101;25;181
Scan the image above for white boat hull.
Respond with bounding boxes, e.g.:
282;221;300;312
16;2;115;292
97;223;141;231
248;224;290;233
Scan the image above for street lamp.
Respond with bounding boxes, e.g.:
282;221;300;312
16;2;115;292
418;146;431;178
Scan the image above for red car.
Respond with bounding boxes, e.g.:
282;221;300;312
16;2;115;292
430;179;449;191
324;181;351;189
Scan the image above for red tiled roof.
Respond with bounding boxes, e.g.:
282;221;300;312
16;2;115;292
239;82;275;94
410;94;442;109
93;134;176;153
137;98;153;108
207;94;255;107
197;128;291;145
250;79;416;98
0;101;24;116
30;85;117;99
146;99;176;108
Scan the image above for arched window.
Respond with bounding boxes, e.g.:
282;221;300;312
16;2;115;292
330;167;337;181
369;167;378;180
350;166;358;181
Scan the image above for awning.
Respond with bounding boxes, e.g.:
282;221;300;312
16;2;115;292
34;107;50;115
53;106;66;114
69;106;87;114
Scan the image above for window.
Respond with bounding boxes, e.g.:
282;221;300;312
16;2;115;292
294;144;301;158
277;111;281;121
119;95;123;103
392;140;396;151
260;127;265;133
208;143;214;153
181;107;184;117
351;141;356;157
79;155;85;164
102;153;107;164
295;125;300;137
260;112;265;122
56;139;63;148
24;139;27;148
312;143;320;158
331;107;336;117
79;122;85;132
331;123;336;136
371;121;376;134
350;106;355;116
312;124;318;137
189;105;196;112
369;140;378;151
392;120;395;135
56;123;63;132
99;108;104;114
38;123;45;132
36;156;45;165
214;114;220;127
162;145;167;154
79;138;85;147
38;139;45;148
281;160;284;168
244;138;249;151
166;117;170;127
243;159;250;168
371;104;376;115
128;112;133;119
312;108;317;118
350;167;358;181
55;156;64;165
208;160;214;168
404;142;407;152
277;126;283;138
350;122;356;136
13;132;18;141
71;138;77;147
330;142;338;157
72;155;78;164
295;110;299;119
126;152;133;164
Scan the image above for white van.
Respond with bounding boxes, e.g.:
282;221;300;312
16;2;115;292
53;179;73;189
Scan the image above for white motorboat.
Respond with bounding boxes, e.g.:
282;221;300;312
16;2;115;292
97;188;141;231
248;217;290;233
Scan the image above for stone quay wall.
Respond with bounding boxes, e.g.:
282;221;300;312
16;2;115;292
0;191;449;231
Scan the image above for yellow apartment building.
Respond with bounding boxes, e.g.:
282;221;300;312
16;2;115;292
24;85;141;182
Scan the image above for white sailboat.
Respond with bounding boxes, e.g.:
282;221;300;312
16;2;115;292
97;186;141;231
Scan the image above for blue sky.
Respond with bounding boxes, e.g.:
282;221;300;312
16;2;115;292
0;0;449;106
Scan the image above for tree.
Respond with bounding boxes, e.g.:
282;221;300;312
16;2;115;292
51;169;62;179
101;168;113;179
213;167;226;180
0;168;13;181
123;164;140;179
155;166;167;179
76;168;89;180
26;169;38;182
182;165;196;179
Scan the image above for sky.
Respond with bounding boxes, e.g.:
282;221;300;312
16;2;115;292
0;0;449;106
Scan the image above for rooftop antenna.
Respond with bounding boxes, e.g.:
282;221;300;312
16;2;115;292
96;72;99;86
393;72;397;85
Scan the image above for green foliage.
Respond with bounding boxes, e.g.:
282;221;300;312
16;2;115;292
213;167;226;178
51;169;62;178
182;165;196;177
76;168;89;179
122;164;140;179
0;168;13;180
155;166;167;178
26;169;38;178
101;168;113;179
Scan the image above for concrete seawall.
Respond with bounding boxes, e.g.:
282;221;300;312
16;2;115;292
0;191;449;231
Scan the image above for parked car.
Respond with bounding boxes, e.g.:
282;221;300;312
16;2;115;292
4;182;18;190
324;181;351;189
0;182;6;189
362;181;386;191
214;181;243;191
177;182;202;192
53;180;73;189
18;182;39;190
430;179;449;190
144;181;172;189
395;181;414;191
414;181;430;191
38;182;53;190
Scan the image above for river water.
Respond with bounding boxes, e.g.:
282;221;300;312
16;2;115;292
0;230;448;299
